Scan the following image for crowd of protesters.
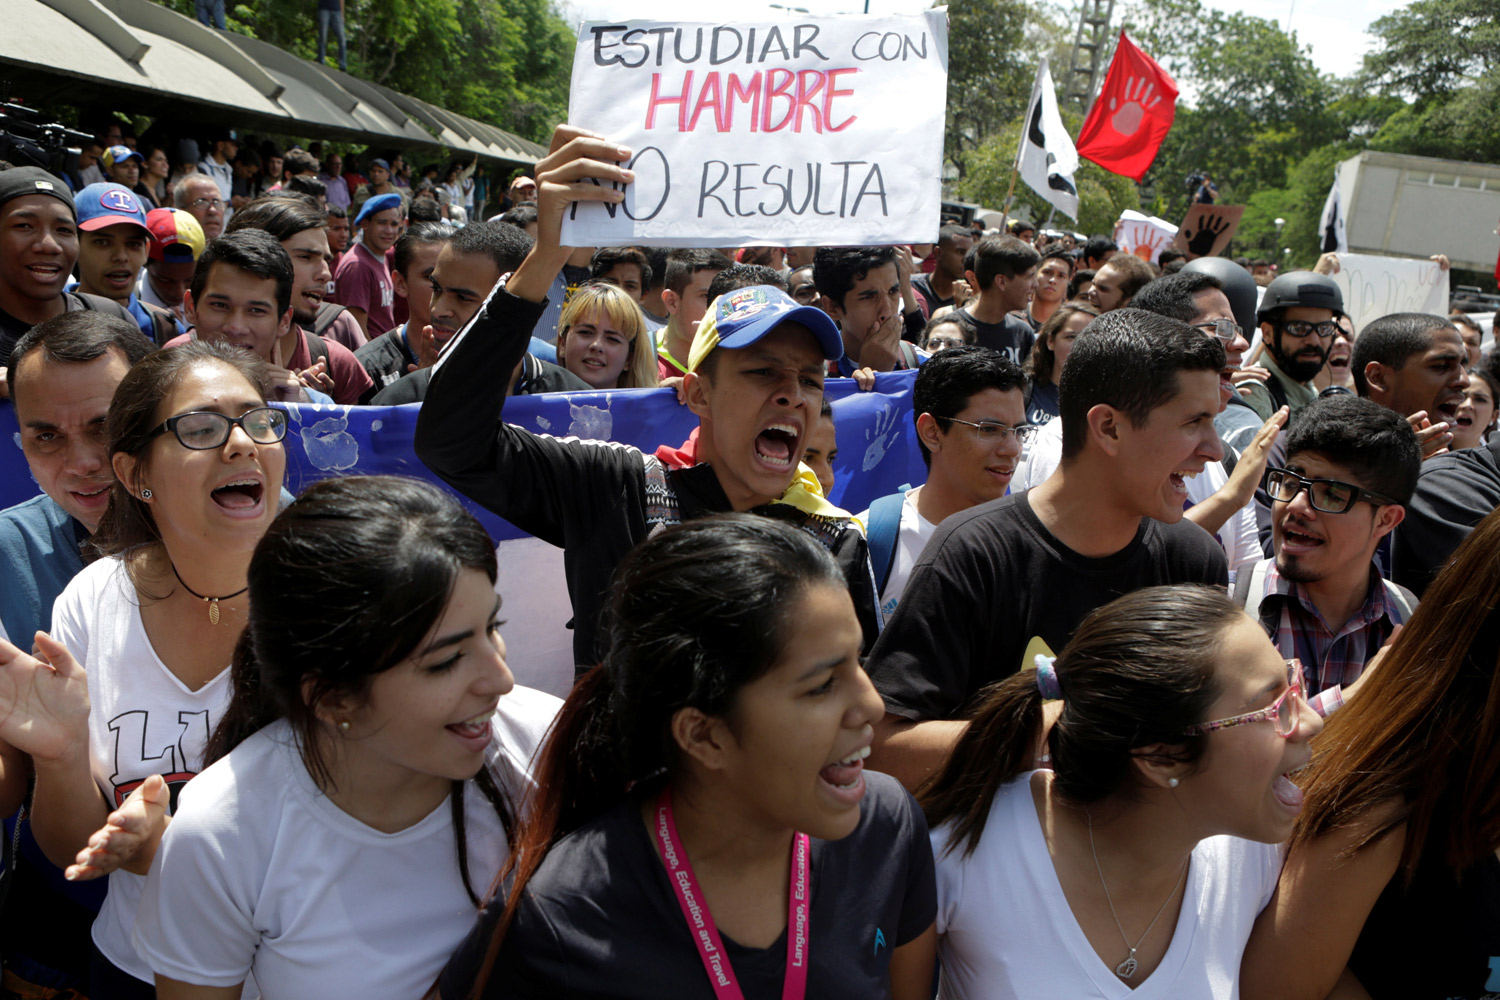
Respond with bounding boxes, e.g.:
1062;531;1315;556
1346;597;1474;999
0;115;1496;1000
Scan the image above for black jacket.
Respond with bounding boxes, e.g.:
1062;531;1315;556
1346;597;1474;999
414;284;881;675
1392;446;1500;596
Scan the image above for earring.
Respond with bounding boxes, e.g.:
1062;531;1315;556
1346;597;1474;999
1168;777;1180;789
338;720;350;733
140;488;152;499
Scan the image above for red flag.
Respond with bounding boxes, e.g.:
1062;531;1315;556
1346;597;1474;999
1076;32;1178;182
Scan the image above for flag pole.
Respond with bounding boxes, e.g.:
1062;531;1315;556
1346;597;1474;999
1000;166;1020;232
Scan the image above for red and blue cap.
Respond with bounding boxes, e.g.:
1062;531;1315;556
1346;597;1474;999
75;183;150;233
688;284;843;373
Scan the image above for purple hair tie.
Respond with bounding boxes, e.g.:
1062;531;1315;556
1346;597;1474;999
1034;654;1062;701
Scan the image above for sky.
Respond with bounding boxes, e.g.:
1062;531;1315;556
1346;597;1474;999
561;0;1408;81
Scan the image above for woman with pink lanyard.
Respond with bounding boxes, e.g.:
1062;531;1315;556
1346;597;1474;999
438;515;938;1000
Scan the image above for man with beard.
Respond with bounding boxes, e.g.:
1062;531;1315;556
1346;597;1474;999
1236;394;1421;715
1240;271;1343;421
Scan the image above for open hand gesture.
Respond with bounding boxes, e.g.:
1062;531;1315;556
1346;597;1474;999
0;633;91;764
66;774;170;881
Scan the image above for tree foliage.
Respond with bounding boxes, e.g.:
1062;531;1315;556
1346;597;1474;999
151;0;573;143
942;0;1065;180
1122;0;1338;221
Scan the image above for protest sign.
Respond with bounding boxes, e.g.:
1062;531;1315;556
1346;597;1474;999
560;13;949;248
1328;253;1449;334
0;372;925;694
1171;203;1243;259
1113;209;1177;264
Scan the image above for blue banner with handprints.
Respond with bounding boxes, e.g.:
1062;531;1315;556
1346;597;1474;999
1;371;925;533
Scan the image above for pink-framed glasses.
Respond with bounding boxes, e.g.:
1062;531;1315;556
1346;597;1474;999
1183;659;1305;738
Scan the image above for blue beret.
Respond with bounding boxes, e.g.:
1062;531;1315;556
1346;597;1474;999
355;192;403;224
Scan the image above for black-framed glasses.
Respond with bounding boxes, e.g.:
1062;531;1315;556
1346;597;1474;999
1263;467;1398;514
935;416;1038;445
1280;320;1338;340
146;407;288;450
1192;318;1242;345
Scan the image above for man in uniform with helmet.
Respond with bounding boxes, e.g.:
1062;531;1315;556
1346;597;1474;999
1240;270;1344;421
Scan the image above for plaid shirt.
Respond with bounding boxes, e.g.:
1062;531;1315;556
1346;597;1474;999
1256;559;1412;717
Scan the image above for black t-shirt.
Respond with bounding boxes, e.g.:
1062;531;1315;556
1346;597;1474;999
371;352;589;405
910;272;950;316
354;326;415;400
1391;447;1500;597
1026;381;1059;426
1350;846;1500;999
867;490;1229;721
439;772;936;1000
0;293;135;364
950;307;1035;367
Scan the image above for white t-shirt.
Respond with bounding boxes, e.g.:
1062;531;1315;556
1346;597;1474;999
932;772;1282;1000
859;488;941;618
49;555;236;982
1017;419;1261;574
134;687;561;998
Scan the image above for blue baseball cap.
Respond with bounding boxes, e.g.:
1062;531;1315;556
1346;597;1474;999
369;157;391;171
75;183;149;233
354;192;403;225
688;284;843;373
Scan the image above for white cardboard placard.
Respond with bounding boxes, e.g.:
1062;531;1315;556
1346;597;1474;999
560;12;949;248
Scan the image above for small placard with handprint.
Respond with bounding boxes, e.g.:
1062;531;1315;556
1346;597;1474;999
1171;204;1244;260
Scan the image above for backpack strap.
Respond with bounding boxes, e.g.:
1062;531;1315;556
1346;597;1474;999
1264;372;1290;413
866;491;907;597
1232;558;1274;624
1383;579;1419;621
303;330;331;370
313;300;347;337
143;304;178;347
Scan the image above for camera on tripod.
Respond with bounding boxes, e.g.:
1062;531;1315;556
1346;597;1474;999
0;89;95;178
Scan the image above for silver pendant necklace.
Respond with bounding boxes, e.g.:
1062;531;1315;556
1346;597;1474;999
1086;809;1189;980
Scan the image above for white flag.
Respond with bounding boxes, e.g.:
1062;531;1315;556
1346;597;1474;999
1016;58;1079;221
1319;167;1347;254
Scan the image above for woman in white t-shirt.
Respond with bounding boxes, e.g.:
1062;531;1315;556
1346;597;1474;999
921;585;1322;999
0;341;286;998
130;475;559;999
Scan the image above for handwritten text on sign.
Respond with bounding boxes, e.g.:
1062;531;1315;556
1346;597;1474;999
562;13;949;248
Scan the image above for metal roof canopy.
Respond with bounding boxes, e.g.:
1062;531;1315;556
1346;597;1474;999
2;0;545;165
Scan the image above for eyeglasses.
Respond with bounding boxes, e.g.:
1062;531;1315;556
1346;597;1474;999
1192;318;1243;345
935;416;1037;445
1263;467;1399;514
146;407;288;450
189;197;224;211
1184;660;1305;738
1280;320;1338;340
926;336;966;350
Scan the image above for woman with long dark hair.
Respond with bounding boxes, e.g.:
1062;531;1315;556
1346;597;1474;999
1024;300;1099;426
1242;506;1500;1000
923;585;1320;998
439;515;937;999
0;341;285;997
127;476;559;998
